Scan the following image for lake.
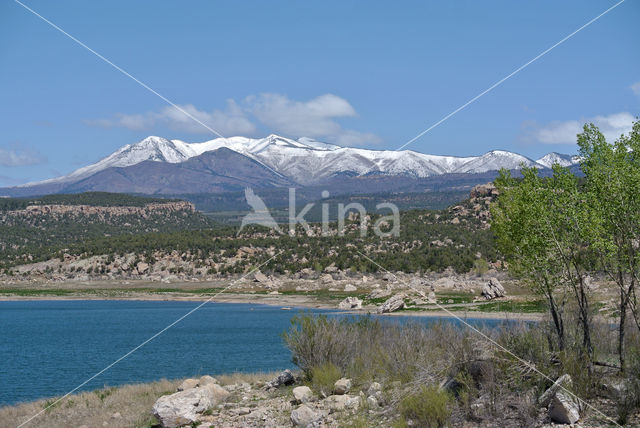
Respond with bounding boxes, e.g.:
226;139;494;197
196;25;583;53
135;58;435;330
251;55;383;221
0;300;515;406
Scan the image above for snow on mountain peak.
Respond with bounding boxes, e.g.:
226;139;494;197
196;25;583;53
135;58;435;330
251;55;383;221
18;134;579;188
536;152;582;168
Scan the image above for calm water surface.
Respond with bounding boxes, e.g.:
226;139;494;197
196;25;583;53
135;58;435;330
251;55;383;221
0;300;516;406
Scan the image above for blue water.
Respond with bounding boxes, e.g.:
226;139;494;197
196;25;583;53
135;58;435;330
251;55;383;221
0;300;519;406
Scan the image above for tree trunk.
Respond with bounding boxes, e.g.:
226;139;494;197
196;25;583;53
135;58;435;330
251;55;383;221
619;289;626;372
547;292;564;351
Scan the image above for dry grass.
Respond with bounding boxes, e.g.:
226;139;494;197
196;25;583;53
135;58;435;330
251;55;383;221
215;371;280;386
0;379;181;428
0;371;282;428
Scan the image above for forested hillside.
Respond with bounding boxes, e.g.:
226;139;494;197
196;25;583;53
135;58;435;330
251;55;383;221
0;187;498;276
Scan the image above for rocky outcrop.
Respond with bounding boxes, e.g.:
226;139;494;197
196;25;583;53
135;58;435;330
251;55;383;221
7;201;194;218
470;183;498;199
481;278;506;300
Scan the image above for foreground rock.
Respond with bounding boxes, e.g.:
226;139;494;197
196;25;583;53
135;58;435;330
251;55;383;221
481;277;506;300
549;390;581;424
538;374;572;407
292;386;314;404
377;294;406;313
152;384;229;428
538;374;581;424
290;404;321;427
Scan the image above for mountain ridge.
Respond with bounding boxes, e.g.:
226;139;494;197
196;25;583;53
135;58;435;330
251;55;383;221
3;134;580;197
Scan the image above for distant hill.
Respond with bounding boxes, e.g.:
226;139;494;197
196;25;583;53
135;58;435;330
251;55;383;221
0;193;213;265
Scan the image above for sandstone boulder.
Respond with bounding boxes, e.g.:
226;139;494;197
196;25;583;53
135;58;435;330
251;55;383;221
481;278;506;300
320;274;334;284
290;404;321;427
292;386;314;404
324;394;360;411
253;271;269;283
136;262;149;274
538;374;572;408
152;384;229;428
344;284;357;292
549;390;580;424
338;297;362;310
334;378;352;395
377;294;406;314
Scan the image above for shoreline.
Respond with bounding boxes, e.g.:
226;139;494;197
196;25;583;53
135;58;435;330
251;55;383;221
0;292;543;321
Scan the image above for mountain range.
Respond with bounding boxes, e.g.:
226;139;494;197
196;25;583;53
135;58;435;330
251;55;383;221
1;135;581;198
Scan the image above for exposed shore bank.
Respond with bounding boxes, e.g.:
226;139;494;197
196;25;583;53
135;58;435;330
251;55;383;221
0;291;543;321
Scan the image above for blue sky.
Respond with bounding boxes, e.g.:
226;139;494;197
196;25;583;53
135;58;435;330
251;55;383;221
1;0;638;186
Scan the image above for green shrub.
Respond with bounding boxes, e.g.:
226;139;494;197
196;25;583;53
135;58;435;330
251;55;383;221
310;362;342;397
399;385;451;428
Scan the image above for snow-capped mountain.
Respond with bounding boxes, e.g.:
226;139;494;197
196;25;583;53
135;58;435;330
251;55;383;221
23;134;576;188
536;152;582;169
5;134;581;197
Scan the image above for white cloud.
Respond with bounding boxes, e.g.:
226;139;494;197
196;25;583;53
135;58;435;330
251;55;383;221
245;93;381;146
89;100;257;136
89;93;381;146
0;147;46;167
533;112;635;144
632;82;640;96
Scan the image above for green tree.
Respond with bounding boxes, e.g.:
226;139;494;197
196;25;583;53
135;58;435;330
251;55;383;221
578;119;640;370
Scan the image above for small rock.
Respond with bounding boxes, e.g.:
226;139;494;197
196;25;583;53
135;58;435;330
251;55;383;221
549;390;580;424
267;369;295;389
376;294;406;314
382;272;396;282
254;271;269;283
427;291;436;303
290;404;321;427
333;378;352;395
338;297;362;310
111;412;121;419
324;394;360;411
367;382;382;396
293;386;314;404
344;284;357;292
236;407;251;415
136;262;149;274
367;395;378;408
321;274;334;284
